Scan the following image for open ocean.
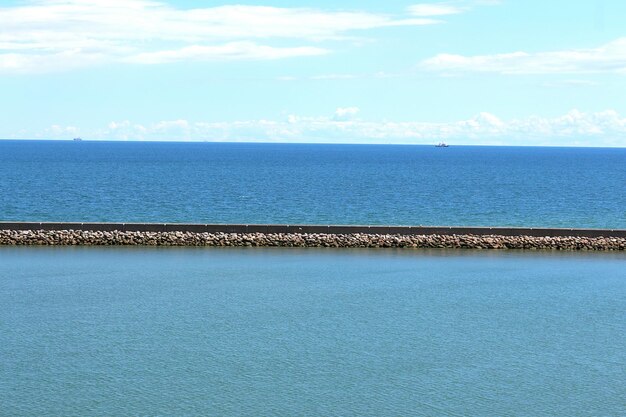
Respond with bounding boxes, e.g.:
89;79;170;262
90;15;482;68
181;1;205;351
1;140;625;416
0;140;625;228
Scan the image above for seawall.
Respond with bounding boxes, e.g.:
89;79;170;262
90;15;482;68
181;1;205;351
1;222;625;250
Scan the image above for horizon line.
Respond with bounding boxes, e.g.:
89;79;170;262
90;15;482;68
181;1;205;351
1;138;626;149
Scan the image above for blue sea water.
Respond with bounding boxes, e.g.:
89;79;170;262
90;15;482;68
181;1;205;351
1;140;625;228
2;141;626;416
0;247;625;416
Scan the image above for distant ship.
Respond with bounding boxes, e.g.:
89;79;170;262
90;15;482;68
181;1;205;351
435;142;449;147
73;137;83;141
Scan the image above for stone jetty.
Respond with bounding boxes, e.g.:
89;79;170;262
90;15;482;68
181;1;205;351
1;229;624;251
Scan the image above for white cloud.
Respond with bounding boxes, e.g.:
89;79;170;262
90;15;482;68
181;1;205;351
408;1;500;17
26;109;626;147
0;49;108;73
45;124;80;137
311;74;358;80
154;119;190;130
420;38;626;74
0;0;440;73
108;120;130;130
333;107;360;121
126;42;328;64
408;3;465;17
541;79;600;88
473;0;502;5
276;71;403;82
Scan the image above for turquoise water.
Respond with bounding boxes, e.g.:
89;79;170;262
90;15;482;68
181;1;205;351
1;141;625;228
1;247;624;416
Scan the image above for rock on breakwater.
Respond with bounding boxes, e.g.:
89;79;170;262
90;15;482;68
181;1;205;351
0;229;624;251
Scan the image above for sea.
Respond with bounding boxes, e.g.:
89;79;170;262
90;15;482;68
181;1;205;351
0;140;624;227
1;140;625;416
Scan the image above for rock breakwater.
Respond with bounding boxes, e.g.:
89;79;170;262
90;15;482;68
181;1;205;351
1;229;624;251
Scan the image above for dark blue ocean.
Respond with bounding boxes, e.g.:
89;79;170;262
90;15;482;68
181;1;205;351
1;140;625;228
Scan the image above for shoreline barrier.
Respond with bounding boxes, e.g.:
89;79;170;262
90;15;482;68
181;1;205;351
1;222;625;238
0;222;625;251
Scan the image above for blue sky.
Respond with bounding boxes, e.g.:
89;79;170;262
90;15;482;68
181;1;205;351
1;0;626;145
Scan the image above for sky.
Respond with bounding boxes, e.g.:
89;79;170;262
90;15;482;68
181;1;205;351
1;0;626;146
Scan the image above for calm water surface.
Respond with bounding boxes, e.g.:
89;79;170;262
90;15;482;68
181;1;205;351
1;247;624;416
1;141;625;228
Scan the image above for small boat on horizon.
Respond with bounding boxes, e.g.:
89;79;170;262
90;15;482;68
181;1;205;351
435;142;449;147
73;137;83;141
